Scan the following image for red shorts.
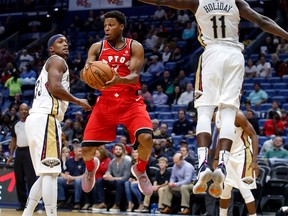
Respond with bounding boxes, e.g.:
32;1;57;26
83;92;152;145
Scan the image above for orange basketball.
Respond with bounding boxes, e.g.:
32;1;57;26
84;61;114;90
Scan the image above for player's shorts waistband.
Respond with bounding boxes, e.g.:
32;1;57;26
101;91;139;97
17;146;29;150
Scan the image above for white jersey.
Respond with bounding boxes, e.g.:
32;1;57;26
195;0;244;50
29;55;69;122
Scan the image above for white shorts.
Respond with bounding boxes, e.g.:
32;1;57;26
194;44;244;109
225;151;256;190
25;113;62;176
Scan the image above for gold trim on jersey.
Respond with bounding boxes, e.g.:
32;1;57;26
41;115;60;160
197;25;206;48
241;132;254;180
51;95;59;116
195;55;203;99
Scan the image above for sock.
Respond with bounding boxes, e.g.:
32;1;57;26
45;205;57;216
197;147;208;166
22;176;43;216
85;158;95;172
218;150;230;166
137;158;148;172
42;174;57;216
249;214;257;216
219;207;228;216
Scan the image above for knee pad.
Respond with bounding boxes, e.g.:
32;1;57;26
240;188;255;204
219;107;237;140
196;106;216;135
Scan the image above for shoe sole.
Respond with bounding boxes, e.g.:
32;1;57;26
193;169;212;194
208;169;225;198
82;157;100;193
131;165;153;196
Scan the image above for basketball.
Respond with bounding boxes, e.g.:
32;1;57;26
84;61;114;90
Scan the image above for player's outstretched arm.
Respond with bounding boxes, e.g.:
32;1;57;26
137;0;196;11
47;56;91;110
237;0;288;40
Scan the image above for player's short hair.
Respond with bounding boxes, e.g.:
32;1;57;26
104;10;126;27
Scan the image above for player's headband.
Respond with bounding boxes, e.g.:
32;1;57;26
47;34;64;48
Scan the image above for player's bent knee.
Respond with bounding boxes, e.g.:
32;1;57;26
241;189;254;204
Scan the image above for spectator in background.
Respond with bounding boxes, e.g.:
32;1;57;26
96;143;131;212
170;47;183;66
146;55;165;77
260;36;277;54
262;111;285;136
69;52;85;72
161;46;172;64
74;111;87;130
152;119;161;137
70;14;84;31
271;53;282;72
178;70;190;91
111;136;132;156
177;83;194;106
72;121;84;141
70;73;86;93
158;70;173;93
264;136;288;159
138;83;153;111
141;157;171;213
267;100;281;119
57;144;85;209
259;136;275;155
182;21;196;49
152;84;168;106
20;63;36;86
154;123;169;139
153;6;166;20
18;49;34;72
177;11;190;25
245;110;260;135
160;153;194;215
150;139;165;167
4;71;22;101
90;146;111;211
8;93;22;112
144;31;159;51
1;62;14;85
257;55;271;78
168;85;182;105
9;106;19;125
247;83;268;108
164;8;176;21
62;119;73;145
180;143;195;165
125;149;145;212
245;58;257;78
276;38;288;54
162;137;176;162
172;109;194;137
280;108;288;128
277;58;288;77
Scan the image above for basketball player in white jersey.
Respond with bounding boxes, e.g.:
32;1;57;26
22;34;91;216
213;110;259;216
138;0;288;197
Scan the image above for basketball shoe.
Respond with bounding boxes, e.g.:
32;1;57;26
208;163;227;198
82;157;100;193
193;161;212;194
131;164;153;196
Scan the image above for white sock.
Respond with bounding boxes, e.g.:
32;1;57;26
249;214;257;216
198;147;208;166
22;176;43;216
42;174;57;216
219;207;228;216
218;150;230;166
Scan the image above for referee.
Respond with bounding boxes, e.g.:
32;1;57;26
7;103;36;211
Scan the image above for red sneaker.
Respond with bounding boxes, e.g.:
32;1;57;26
131;164;153;196
82;157;100;193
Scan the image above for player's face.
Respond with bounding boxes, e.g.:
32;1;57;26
104;18;123;41
50;37;69;58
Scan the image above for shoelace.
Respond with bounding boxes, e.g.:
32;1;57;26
138;172;150;186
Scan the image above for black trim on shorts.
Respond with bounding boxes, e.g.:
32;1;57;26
81;141;109;147
133;128;153;150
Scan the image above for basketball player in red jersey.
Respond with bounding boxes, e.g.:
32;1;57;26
80;10;153;196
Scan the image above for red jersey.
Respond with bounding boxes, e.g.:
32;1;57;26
98;38;141;93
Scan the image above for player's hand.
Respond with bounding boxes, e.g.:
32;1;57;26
103;67;119;89
6;157;12;165
249;161;259;177
77;99;92;111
